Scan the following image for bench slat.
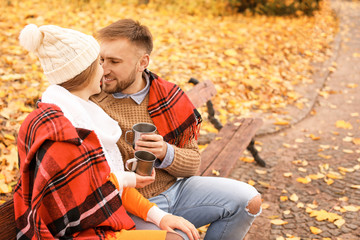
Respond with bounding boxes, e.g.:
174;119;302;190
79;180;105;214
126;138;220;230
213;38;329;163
186;80;217;108
198;118;263;177
0;198;16;240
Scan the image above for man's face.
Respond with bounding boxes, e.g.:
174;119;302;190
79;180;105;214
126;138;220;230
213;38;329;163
100;38;142;94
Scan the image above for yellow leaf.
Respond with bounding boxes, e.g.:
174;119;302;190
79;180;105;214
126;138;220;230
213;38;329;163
4;134;15;141
338;167;354;173
342;205;359;212
261;203;270;209
212;169;220;176
335;120;353;129
334;219;345;228
283;210;291;215
347;83;358;88
0;200;6;205
308;134;320;140
228;58;239;65
0;182;12;194
270;219;288;225
197;225;209;233
224;49;237;57
296;176;311;184
283;172;292;177
228;80;237;87
290;193;298;202
353;138;360;145
318;153;332;159
297;202;304;208
343;149;354;154
255;169;267;175
326;172;343;179
308;173;325;180
276;237;285;240
280;196;288;202
258;181;270;188
350;185;360;189
310;226;322;234
240;157;254;163
324;178;334;185
274;120;290;126
248;179;256;186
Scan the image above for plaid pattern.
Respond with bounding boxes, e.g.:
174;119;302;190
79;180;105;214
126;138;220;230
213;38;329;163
14;102;135;240
147;70;202;147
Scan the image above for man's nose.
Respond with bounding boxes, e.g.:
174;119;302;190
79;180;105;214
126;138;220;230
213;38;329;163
102;61;110;75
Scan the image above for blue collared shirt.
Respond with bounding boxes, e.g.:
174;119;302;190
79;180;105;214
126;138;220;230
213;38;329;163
112;73;174;169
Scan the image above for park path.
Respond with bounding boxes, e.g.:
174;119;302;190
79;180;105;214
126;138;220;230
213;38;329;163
234;0;360;239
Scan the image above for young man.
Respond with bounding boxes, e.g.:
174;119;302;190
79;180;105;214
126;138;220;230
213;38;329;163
91;19;261;240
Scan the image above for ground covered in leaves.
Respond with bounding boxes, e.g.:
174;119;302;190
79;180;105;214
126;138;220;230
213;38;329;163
0;0;338;205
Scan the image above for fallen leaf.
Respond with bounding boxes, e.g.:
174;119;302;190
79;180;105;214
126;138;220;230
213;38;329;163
224;49;237;57
211;169;220;176
334;219;345;228
342;205;359;212
335;120;353;129
283;172;292;177
240;157;254;163
343;149;354;154
318;153;332;159
261;203;270;209
248;179;256;186
308;173;325;179
290;193;299;202
326;172;343;179
296;176;311;184
310;226;322;234
270;219;288;225
280;196;289;202
255;169;267;175
353;138;360;145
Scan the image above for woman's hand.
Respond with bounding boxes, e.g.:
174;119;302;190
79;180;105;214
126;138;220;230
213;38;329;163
159;215;200;240
135;168;156;188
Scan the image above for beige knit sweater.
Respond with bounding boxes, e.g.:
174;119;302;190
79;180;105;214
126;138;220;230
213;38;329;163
91;91;201;198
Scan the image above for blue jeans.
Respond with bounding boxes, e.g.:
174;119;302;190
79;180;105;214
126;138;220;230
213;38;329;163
130;176;261;240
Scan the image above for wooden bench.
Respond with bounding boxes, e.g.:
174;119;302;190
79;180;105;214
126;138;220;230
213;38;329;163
185;79;265;177
0;80;264;239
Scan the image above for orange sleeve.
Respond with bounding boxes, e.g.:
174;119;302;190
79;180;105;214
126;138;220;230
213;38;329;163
108;173;156;221
121;187;156;221
108;173;120;189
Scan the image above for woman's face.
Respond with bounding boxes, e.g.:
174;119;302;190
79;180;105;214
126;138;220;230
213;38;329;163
88;59;104;96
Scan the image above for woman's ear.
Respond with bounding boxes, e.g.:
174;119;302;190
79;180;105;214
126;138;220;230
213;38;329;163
137;54;150;72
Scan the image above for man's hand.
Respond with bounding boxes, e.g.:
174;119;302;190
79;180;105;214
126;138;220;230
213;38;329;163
135;133;167;160
159;215;200;240
135;168;156;188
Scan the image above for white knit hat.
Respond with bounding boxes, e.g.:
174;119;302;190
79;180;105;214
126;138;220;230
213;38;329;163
19;24;100;85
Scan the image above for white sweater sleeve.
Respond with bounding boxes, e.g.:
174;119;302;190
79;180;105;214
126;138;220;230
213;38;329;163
146;205;170;227
113;171;136;189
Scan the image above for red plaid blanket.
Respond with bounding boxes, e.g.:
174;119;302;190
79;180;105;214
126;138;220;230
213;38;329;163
14;102;135;239
147;70;202;147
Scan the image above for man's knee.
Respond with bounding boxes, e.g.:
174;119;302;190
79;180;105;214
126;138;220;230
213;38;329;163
246;194;262;215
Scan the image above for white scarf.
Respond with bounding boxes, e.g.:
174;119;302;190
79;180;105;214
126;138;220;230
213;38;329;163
41;85;124;172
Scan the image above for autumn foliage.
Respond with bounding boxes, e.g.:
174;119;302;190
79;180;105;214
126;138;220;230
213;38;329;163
0;0;338;199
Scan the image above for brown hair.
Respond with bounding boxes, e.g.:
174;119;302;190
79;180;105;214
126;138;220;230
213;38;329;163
97;19;153;54
59;58;99;92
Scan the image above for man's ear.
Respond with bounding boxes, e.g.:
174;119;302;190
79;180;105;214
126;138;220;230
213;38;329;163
137;54;150;72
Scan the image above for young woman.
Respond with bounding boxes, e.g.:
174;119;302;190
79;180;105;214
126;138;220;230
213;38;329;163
14;24;199;240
